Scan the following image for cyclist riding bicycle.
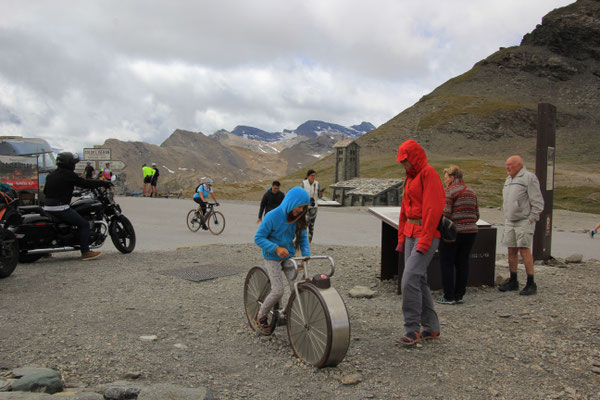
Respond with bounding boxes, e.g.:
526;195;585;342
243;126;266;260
193;178;219;230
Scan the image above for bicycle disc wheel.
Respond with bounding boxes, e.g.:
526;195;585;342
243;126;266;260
186;209;201;232
207;211;225;235
286;283;350;368
243;266;278;336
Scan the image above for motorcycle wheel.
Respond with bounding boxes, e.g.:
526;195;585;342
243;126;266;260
18;253;43;263
110;215;136;254
0;229;19;278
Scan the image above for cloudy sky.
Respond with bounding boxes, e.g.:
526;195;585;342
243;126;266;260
0;0;573;153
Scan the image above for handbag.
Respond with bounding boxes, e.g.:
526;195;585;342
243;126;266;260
438;215;457;243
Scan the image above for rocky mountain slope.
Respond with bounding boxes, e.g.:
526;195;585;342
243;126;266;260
230;120;374;142
101;120;373;193
354;0;599;163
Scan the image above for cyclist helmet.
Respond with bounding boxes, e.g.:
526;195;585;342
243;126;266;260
56;152;80;170
205;178;213;186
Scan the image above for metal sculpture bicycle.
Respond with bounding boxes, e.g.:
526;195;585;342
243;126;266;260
243;256;350;368
186;203;225;235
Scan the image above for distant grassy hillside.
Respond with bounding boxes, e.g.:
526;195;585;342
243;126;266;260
218;153;600;214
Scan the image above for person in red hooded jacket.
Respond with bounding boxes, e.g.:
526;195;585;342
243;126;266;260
395;140;446;346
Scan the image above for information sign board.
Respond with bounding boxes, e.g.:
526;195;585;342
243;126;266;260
84;148;111;161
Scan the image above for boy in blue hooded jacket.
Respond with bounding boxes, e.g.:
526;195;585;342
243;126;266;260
254;187;311;332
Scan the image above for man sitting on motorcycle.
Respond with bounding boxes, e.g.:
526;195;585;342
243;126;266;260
43;152;113;261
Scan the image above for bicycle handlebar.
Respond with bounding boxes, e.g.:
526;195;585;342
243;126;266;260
288;255;335;281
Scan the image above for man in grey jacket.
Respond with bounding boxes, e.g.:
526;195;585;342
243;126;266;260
499;155;544;295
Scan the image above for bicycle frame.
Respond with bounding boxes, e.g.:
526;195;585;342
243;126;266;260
284;256;335;324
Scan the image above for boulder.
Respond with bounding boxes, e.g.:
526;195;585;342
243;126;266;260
565;253;583;264
8;369;62;394
103;382;142;400
137;383;214;400
348;286;375;298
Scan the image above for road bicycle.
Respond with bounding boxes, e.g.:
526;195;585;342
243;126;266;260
186;203;225;235
243;255;350;368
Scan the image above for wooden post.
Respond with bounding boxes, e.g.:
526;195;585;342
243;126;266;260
533;103;556;261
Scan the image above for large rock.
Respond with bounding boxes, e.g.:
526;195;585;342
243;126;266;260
0;393;53;399
8;369;62;394
348;285;376;298
565;253;584;263
137;383;214;400
103;382;141;400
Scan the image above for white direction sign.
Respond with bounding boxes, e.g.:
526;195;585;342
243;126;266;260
84;148;111;161
98;160;126;170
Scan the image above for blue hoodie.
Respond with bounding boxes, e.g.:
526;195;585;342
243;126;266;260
255;187;311;260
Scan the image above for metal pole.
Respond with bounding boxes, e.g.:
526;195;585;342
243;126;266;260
533;103;556;260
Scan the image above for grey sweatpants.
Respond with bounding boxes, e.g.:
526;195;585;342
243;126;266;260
257;259;297;318
401;237;441;333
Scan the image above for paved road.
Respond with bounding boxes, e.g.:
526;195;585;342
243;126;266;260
115;197;599;260
116;196;381;250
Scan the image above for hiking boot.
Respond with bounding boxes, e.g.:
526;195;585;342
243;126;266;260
421;330;441;340
498;280;519;292
82;251;102;261
395;331;423;346
519;283;537;296
435;296;456;305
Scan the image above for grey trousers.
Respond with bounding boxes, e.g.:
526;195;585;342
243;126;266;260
257;259;296;318
401;237;441;333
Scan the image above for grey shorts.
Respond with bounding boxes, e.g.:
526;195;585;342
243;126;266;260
502;219;535;248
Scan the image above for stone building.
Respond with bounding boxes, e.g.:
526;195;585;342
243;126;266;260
333;139;360;183
329;178;404;207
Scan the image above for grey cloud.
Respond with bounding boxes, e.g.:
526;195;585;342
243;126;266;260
0;0;574;152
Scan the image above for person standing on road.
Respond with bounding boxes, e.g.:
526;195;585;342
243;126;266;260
254;187;310;333
150;162;160;198
499;155;544;296
395;140;445;346
257;181;285;224
98;162;112;181
193;178;218;230
83;161;95;179
301;169;323;243
436;165;479;305
590;220;600;238
142;163;154;197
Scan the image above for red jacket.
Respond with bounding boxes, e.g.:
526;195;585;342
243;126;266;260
397;140;445;253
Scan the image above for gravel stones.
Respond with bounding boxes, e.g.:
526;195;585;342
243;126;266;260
1;244;599;399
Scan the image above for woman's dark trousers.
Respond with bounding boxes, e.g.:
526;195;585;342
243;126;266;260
439;233;477;301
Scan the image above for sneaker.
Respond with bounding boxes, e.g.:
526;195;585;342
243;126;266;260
395;331;423;346
435;296;456;305
498;280;519;292
421;330;441;340
82;251;102;261
256;315;270;331
201;224;208;230
590;230;595;238
455;298;464;304
519;283;537;296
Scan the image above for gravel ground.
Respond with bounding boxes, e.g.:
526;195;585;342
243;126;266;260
1;241;599;399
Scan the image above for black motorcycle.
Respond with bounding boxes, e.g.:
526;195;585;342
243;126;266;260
2;186;135;270
0;197;20;278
